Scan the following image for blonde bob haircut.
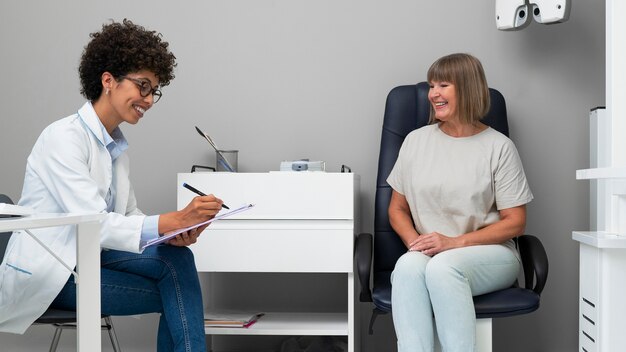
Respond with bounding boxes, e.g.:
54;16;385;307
427;53;490;125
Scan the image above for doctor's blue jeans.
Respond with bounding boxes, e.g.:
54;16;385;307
391;245;520;352
51;245;206;352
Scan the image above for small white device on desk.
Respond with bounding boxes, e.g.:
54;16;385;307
177;172;359;351
279;159;325;172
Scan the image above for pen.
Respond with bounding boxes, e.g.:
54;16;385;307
182;182;230;209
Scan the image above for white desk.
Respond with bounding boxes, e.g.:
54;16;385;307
0;213;105;352
178;172;359;352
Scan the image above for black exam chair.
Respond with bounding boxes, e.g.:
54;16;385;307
0;193;121;352
355;82;548;348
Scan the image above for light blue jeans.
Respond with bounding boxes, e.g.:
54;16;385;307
391;245;520;352
51;245;206;352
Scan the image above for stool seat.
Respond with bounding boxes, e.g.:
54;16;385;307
34;308;109;325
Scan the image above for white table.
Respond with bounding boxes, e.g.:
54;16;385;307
0;213;105;352
178;172;359;352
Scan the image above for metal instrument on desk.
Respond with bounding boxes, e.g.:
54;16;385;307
195;126;236;172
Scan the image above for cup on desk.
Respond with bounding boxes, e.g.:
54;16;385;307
216;150;238;172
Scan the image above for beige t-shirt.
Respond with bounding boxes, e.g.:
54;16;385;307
387;124;533;253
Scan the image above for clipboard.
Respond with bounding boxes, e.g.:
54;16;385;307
142;203;254;250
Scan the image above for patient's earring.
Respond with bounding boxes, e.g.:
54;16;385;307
105;88;110;95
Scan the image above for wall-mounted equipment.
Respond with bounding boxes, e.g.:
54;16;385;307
496;0;571;30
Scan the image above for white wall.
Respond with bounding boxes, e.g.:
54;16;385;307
0;0;604;351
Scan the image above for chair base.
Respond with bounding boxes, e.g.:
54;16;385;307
433;318;492;352
370;309;492;352
48;316;121;352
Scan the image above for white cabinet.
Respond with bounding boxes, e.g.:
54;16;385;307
177;172;359;352
572;232;626;352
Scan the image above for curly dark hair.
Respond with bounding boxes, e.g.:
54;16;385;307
79;19;177;101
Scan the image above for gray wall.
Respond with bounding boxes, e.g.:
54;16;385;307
0;0;604;351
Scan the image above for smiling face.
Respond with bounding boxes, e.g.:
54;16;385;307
426;53;491;125
111;70;158;124
428;80;458;122
96;70;159;133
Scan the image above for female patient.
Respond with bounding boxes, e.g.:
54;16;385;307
0;20;219;351
387;53;533;352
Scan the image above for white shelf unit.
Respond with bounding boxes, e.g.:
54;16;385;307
574;112;626;352
577;167;626;180
572;231;626;248
177;172;359;352
573;2;626;350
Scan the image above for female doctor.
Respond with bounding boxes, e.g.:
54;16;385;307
0;20;218;352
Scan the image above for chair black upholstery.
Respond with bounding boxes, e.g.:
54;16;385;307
355;82;549;334
0;194;120;351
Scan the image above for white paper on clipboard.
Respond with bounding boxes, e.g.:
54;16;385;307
142;203;254;250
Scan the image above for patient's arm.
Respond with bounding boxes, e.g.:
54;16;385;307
388;190;420;248
456;205;527;247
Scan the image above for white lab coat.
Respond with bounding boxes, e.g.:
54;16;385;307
0;102;146;333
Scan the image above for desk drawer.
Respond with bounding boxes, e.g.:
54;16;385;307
178;172;357;220
191;226;354;273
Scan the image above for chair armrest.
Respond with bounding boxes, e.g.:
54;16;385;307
518;234;549;295
355;233;373;302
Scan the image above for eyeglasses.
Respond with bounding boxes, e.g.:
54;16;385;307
119;76;162;103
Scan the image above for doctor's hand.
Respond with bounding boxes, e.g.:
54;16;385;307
408;232;460;257
158;195;223;235
168;224;208;247
177;194;223;227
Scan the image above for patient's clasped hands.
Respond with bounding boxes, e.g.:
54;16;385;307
408;232;460;256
